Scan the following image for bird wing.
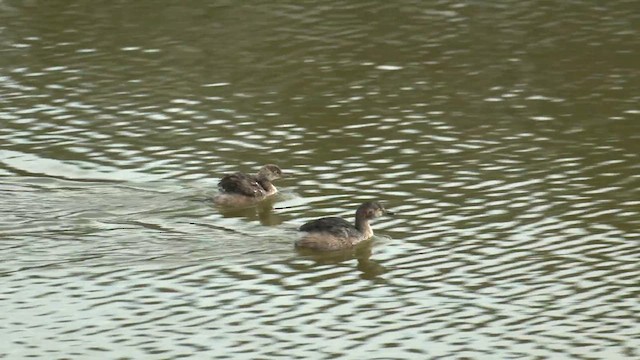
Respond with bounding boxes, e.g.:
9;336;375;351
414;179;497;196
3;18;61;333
218;173;263;197
299;217;354;235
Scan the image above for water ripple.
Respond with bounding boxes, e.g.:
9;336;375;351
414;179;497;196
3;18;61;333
2;0;639;358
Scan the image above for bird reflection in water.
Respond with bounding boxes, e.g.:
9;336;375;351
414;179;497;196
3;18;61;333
215;196;284;226
295;240;388;280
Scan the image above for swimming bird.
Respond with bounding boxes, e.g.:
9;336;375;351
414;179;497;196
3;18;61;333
213;164;283;207
295;202;393;251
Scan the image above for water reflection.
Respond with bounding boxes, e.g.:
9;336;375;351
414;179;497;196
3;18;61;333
296;240;388;280
214;196;285;226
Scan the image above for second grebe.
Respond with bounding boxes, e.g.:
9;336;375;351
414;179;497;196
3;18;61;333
295;202;393;251
213;164;283;207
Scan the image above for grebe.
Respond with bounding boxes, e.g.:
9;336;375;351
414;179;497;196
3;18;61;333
213;164;283;207
295;202;393;251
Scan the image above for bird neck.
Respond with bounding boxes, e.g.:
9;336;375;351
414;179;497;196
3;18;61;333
256;177;276;195
355;215;373;238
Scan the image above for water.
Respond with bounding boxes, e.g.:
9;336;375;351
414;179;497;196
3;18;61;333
1;1;639;358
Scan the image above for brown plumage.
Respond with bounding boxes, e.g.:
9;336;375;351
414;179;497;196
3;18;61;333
296;202;393;251
218;172;265;197
213;164;283;207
